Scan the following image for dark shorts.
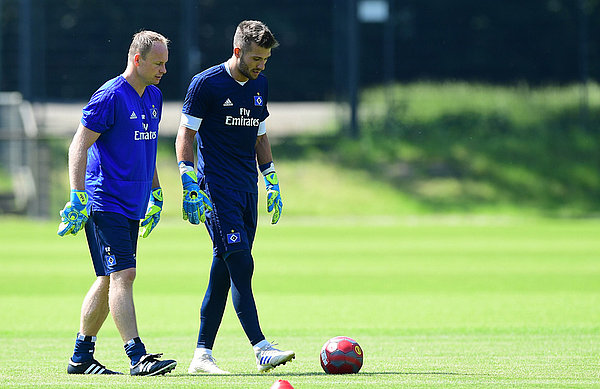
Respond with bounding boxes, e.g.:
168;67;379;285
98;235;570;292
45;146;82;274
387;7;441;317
204;182;258;256
84;211;139;276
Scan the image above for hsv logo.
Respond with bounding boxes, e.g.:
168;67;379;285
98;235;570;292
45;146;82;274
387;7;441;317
227;231;241;244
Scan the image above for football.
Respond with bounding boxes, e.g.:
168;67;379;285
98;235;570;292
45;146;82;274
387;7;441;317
320;336;363;374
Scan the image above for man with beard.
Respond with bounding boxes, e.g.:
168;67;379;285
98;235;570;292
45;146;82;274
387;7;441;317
175;20;294;374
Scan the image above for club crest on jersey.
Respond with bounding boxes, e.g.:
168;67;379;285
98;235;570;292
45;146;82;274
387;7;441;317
151;106;158;119
254;95;263;106
227;231;241;244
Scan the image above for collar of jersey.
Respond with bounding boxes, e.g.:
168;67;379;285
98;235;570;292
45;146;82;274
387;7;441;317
223;62;248;86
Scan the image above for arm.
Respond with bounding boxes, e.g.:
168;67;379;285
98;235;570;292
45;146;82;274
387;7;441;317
256;133;282;224
151;168;160;189
68;123;100;190
175;124;197;164
255;133;274;166
57;124;99;236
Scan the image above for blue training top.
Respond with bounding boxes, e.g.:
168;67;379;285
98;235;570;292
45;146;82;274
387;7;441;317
82;75;162;220
181;63;270;193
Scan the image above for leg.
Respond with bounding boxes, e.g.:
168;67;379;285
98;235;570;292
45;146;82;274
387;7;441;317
70;277;110;365
108;267;150;367
107;252;176;376
223;249;264;346
109;267;139;342
188;254;233;374
105;234;176;375
80;215;111;338
76;211;176;376
201;185;262;344
68;217;121;374
224;249;295;372
197;254;231;349
92;213;146;363
79;276;110;336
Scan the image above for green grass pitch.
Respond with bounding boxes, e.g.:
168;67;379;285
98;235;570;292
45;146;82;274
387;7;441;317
0;216;599;388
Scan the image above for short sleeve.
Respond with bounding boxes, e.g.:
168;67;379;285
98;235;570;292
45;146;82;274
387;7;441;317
81;89;115;134
182;74;209;119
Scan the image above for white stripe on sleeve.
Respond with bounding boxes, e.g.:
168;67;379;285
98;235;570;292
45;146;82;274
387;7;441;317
257;121;267;136
180;113;203;131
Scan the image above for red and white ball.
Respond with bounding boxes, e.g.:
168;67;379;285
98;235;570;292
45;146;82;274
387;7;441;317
320;336;363;374
270;379;294;389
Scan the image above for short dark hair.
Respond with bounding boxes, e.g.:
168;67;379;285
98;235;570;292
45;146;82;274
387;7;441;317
128;30;169;60
233;20;279;52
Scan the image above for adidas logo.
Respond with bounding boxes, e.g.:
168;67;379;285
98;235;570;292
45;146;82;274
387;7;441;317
223;98;233;107
130;111;137;120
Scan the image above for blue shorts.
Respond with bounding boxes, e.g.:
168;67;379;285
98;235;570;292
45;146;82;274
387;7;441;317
204;182;258;256
84;211;138;276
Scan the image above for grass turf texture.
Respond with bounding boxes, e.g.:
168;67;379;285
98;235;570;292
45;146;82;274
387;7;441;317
4;81;600;387
1;216;599;388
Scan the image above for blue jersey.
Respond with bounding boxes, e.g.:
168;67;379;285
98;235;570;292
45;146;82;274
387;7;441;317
82;75;162;220
182;63;269;193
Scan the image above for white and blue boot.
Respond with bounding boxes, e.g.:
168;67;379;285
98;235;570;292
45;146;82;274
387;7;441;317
254;340;295;373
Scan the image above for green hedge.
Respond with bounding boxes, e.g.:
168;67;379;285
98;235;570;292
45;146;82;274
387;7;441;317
283;82;600;216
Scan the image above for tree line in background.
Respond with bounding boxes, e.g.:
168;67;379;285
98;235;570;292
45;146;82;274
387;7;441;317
0;0;599;101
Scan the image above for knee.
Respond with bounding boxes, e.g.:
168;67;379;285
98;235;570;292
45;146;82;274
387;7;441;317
224;250;254;278
110;267;136;287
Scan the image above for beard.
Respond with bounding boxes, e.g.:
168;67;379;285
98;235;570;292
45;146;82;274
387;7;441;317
238;56;258;80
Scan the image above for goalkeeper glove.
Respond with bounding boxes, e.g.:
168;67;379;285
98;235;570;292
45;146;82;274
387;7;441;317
180;162;212;224
261;162;283;224
139;187;163;238
57;190;89;236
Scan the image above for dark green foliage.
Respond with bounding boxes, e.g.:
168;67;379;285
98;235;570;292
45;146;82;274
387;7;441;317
274;85;600;216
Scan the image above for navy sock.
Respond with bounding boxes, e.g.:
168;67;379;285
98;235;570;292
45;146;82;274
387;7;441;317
72;333;96;363
124;337;146;365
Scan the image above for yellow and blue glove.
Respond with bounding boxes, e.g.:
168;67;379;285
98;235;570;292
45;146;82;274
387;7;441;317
139;187;163;238
260;162;283;224
57;190;89;236
180;161;212;225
